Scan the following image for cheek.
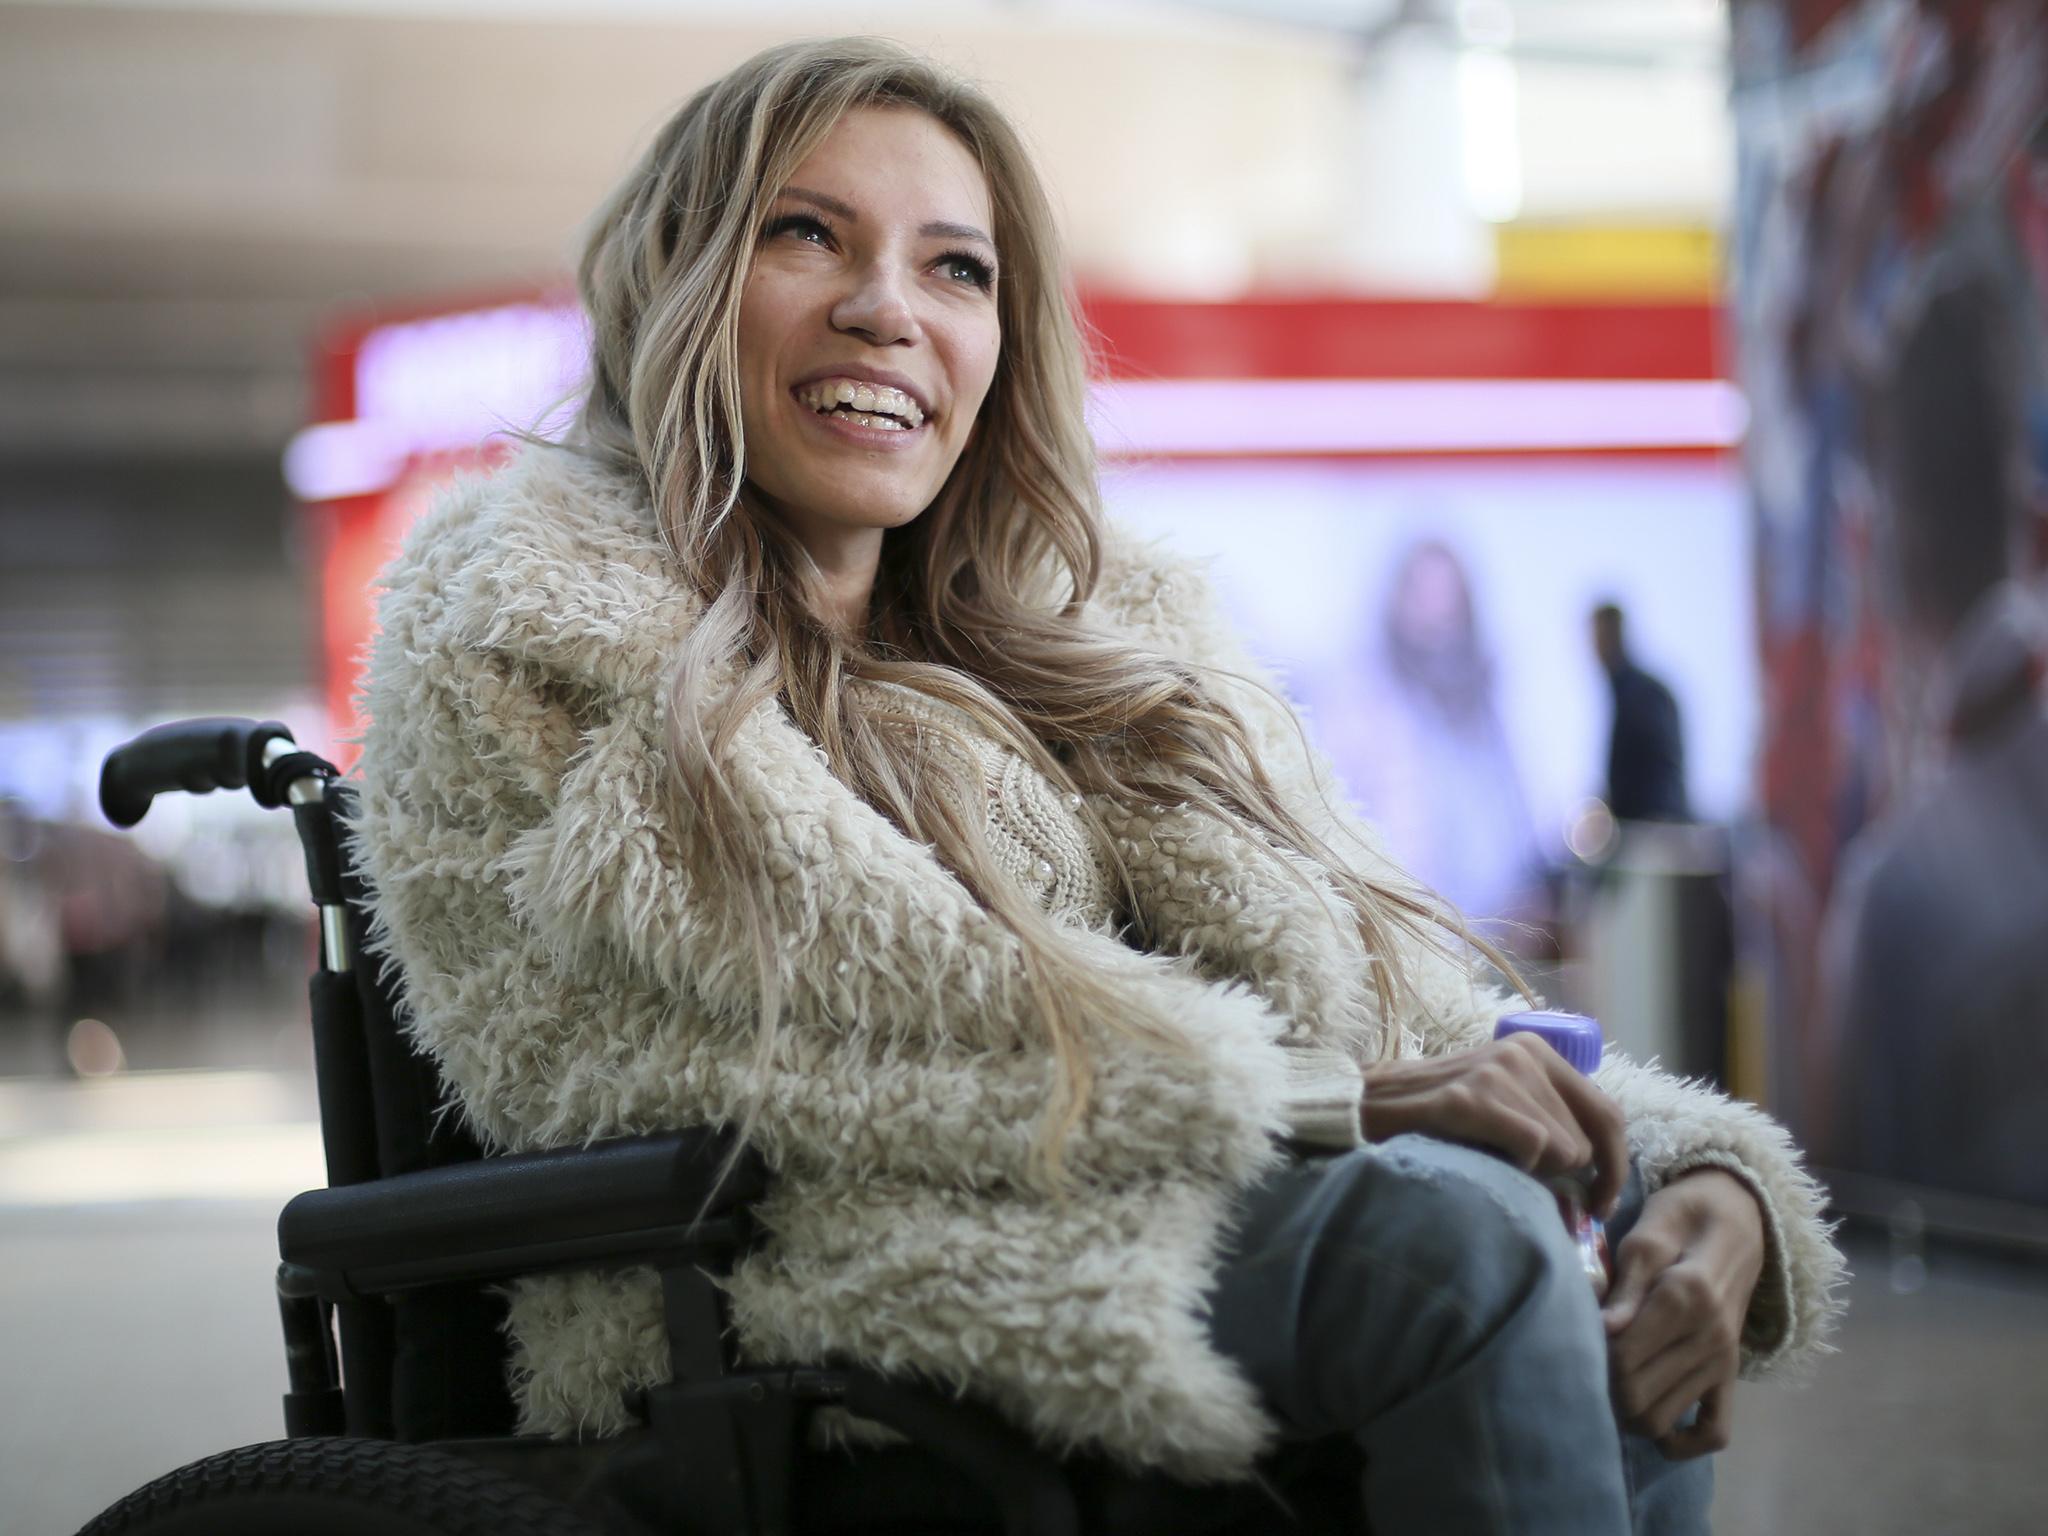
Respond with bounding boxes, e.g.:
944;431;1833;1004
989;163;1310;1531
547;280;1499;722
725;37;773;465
736;276;799;405
950;322;1003;432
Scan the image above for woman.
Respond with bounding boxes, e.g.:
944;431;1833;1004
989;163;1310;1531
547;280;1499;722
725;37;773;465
1307;535;1545;927
350;37;1842;1535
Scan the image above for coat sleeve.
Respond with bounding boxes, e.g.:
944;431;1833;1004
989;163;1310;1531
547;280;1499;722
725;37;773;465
347;511;1295;1201
1126;541;1845;1376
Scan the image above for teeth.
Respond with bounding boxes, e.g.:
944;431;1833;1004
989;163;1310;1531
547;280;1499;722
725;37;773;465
798;378;924;428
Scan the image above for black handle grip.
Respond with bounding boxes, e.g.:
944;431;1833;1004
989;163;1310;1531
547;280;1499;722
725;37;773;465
99;717;296;828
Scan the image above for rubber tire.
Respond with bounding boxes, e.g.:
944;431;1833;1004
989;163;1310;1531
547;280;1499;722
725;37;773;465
76;1438;612;1536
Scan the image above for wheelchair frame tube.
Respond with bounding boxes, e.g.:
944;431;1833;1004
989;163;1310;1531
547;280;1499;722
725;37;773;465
282;758;398;1440
276;1266;346;1438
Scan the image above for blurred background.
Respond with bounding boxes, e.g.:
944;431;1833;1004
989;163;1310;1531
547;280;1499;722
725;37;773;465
3;1;2045;1531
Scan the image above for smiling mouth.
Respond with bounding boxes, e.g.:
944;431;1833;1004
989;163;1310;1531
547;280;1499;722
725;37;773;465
794;378;928;432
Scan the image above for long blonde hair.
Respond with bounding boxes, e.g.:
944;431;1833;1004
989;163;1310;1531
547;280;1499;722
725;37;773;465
566;36;1518;1185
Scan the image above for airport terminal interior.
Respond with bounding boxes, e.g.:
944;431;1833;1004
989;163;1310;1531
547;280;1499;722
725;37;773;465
3;2;2046;1533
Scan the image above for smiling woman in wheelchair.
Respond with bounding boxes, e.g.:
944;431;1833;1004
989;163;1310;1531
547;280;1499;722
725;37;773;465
344;36;1843;1536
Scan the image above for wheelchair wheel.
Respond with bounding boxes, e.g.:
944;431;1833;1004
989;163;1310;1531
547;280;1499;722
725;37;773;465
77;1437;611;1536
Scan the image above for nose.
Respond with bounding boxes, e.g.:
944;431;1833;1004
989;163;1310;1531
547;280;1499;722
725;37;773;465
830;260;919;348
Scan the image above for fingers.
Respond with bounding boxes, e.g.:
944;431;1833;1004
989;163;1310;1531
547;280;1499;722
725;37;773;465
1393;1046;1582;1176
1601;1214;1685;1337
1495;1034;1627;1210
1627;1259;1739;1370
1484;1035;1600;1177
1612;1314;1727;1435
1450;1098;1559;1177
1547;1057;1630;1217
1637;1354;1728;1442
1604;1233;1690;1354
1610;1330;1676;1420
1658;1381;1735;1461
1600;1238;1658;1336
1604;1240;1743;1448
1360;1039;1629;1206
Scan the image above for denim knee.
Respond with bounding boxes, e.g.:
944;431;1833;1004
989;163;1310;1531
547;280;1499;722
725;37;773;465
1207;1133;1619;1450
1328;1134;1595;1346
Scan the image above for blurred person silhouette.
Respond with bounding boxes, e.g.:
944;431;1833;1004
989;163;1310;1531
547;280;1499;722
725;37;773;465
1591;603;1690;823
48;819;165;1023
1310;535;1544;929
1824;272;2048;1204
0;801;62;1024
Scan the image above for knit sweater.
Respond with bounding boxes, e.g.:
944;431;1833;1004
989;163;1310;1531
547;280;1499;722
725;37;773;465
348;443;1845;1480
871;680;1369;1151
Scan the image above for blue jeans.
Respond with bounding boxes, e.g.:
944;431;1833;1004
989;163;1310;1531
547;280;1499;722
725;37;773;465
1208;1134;1714;1535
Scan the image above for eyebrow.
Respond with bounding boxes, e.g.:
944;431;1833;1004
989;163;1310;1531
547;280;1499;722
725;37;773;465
776;186;997;252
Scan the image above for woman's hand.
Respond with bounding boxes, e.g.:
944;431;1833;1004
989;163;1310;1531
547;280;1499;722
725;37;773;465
1602;1168;1767;1459
1359;1034;1630;1217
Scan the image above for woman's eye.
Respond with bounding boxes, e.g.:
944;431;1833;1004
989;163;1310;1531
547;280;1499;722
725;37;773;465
767;213;832;247
939;251;996;291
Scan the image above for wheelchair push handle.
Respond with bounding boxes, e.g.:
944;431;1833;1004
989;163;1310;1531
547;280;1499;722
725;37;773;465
99;716;331;827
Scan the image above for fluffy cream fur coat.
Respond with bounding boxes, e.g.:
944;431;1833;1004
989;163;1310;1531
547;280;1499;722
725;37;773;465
349;444;1843;1481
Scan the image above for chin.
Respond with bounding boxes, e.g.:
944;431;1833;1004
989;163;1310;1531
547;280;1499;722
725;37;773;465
810;485;935;530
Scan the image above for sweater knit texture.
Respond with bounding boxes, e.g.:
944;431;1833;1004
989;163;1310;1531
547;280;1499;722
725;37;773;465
875;680;1117;934
867;681;1370;1151
348;444;1846;1480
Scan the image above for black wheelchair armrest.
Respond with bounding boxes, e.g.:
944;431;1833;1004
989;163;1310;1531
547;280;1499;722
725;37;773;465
278;1128;768;1301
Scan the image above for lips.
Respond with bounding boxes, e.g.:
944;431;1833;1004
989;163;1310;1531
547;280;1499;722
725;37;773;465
793;390;928;449
790;368;932;424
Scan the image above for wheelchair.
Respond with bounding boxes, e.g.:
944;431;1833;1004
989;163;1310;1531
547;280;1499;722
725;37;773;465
79;718;1361;1536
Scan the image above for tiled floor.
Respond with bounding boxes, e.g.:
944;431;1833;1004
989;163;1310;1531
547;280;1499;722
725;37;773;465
1714;1227;2048;1535
4;1069;2045;1534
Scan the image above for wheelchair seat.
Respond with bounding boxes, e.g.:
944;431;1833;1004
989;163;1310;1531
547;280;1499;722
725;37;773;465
83;717;1362;1536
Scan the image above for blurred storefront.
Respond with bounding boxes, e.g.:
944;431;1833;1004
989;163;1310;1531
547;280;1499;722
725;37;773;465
1730;0;2048;1229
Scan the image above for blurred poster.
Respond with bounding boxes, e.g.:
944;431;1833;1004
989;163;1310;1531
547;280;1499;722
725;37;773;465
1103;457;1756;933
1730;0;2048;1205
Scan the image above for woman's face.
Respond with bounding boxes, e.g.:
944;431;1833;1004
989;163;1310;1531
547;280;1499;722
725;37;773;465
1391;542;1474;654
737;106;1002;549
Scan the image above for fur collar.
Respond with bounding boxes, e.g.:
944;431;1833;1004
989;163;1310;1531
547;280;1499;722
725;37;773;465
418;443;1383;1070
